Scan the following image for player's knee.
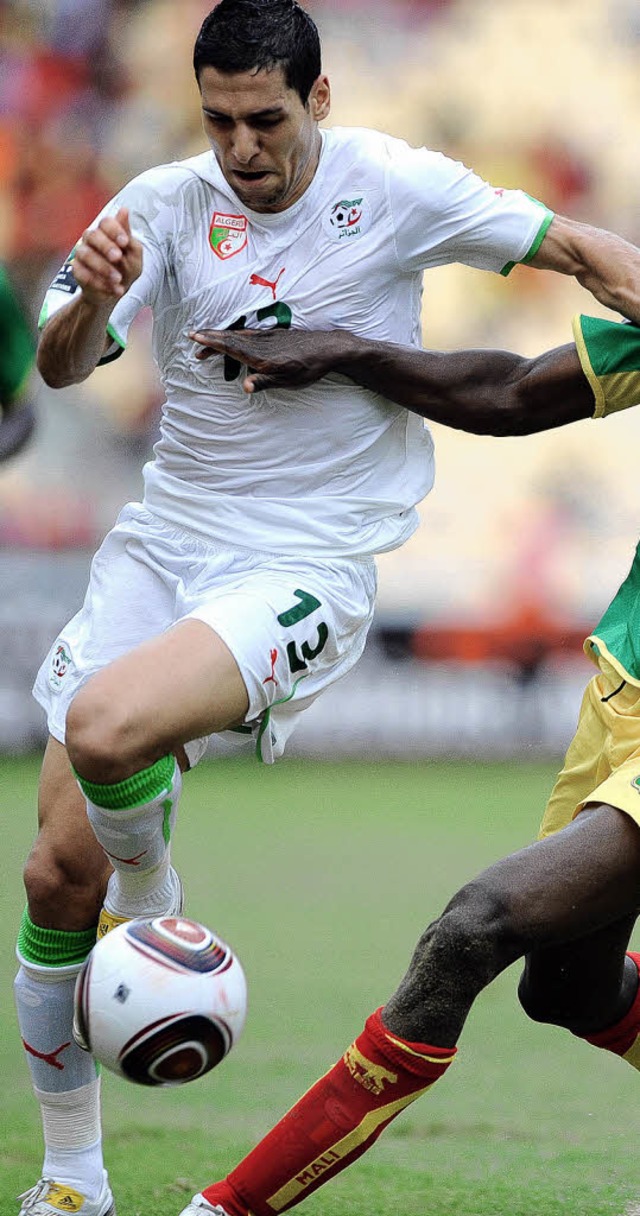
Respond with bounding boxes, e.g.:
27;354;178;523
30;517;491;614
66;681;135;781
414;878;522;984
23;835;107;928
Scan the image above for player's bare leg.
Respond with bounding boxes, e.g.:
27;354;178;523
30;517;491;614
178;804;640;1216
14;738;115;1215
15;620;248;1215
517;841;640;1066
518;913;638;1034
385;803;640;1043
66;620;248;782
65;620;248;933
24;738;111;929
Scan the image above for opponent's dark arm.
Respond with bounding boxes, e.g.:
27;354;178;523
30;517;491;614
325;337;591;436
189;327;595;436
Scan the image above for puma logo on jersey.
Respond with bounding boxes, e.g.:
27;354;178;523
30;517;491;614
23;1038;72;1071
263;648;279;686
250;268;286;299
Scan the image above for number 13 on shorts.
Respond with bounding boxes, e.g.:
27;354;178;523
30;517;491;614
277;588;329;675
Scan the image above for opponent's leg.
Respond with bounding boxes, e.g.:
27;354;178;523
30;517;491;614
519;901;640;1069
178;803;640;1216
519;913;637;1032
65;620;248;930
15;737;115;1215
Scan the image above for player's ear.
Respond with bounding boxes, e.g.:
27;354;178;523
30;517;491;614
309;74;331;122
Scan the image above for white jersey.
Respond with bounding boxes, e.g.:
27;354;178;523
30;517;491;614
40;126;552;557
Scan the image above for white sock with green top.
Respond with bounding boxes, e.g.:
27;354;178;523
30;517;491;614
77;754;182;918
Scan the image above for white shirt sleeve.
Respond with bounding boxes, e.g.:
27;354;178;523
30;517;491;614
385;142;553;275
38;174;166;360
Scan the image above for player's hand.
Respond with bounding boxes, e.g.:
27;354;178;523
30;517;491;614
188;327;360;393
72;207;143;304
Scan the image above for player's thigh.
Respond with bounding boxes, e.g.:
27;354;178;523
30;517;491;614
68;549;375;771
480;803;640;944
105;616;249;739
67;619;249;770
24;736;111;929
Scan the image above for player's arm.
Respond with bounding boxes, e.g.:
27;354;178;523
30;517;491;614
190;326;594;436
324;338;591;435
528;213;640;325
37;208;142;389
190;315;640;436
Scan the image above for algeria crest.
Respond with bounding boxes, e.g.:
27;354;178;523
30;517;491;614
323;194;370;243
330;199;363;231
209;212;248;260
48;642;72;692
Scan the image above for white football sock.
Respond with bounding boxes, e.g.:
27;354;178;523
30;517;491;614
14;963;104;1197
79;755;182;917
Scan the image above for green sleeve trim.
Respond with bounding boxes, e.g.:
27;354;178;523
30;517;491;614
572;315;605;417
500;206;554;277
573;313;640;419
75;753;176;809
106;320;126;350
17;908;96;968
98;320;127;365
584;634;640;688
38;304;125;367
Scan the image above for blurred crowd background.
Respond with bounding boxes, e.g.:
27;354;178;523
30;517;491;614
1;0;640;754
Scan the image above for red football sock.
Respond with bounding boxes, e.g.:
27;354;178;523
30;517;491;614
203;1008;456;1216
582;952;640;1061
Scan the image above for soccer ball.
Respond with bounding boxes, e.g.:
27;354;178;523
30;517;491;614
74;916;247;1086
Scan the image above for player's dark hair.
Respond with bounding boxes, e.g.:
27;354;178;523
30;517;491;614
193;0;322;104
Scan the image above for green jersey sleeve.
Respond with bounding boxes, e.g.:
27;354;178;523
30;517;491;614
573;313;640;419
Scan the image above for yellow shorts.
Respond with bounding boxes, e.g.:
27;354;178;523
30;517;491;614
539;657;640;838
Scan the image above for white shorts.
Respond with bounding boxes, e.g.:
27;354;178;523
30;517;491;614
33;503;377;765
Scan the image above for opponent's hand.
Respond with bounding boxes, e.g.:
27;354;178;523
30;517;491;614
72;207;143;304
188;327;359;393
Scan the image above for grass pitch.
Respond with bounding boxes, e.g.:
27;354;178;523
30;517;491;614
1;754;639;1216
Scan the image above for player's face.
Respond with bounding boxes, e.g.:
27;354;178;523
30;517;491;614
199;65;330;213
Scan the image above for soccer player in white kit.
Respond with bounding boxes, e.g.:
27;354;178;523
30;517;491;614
16;2;640;1214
